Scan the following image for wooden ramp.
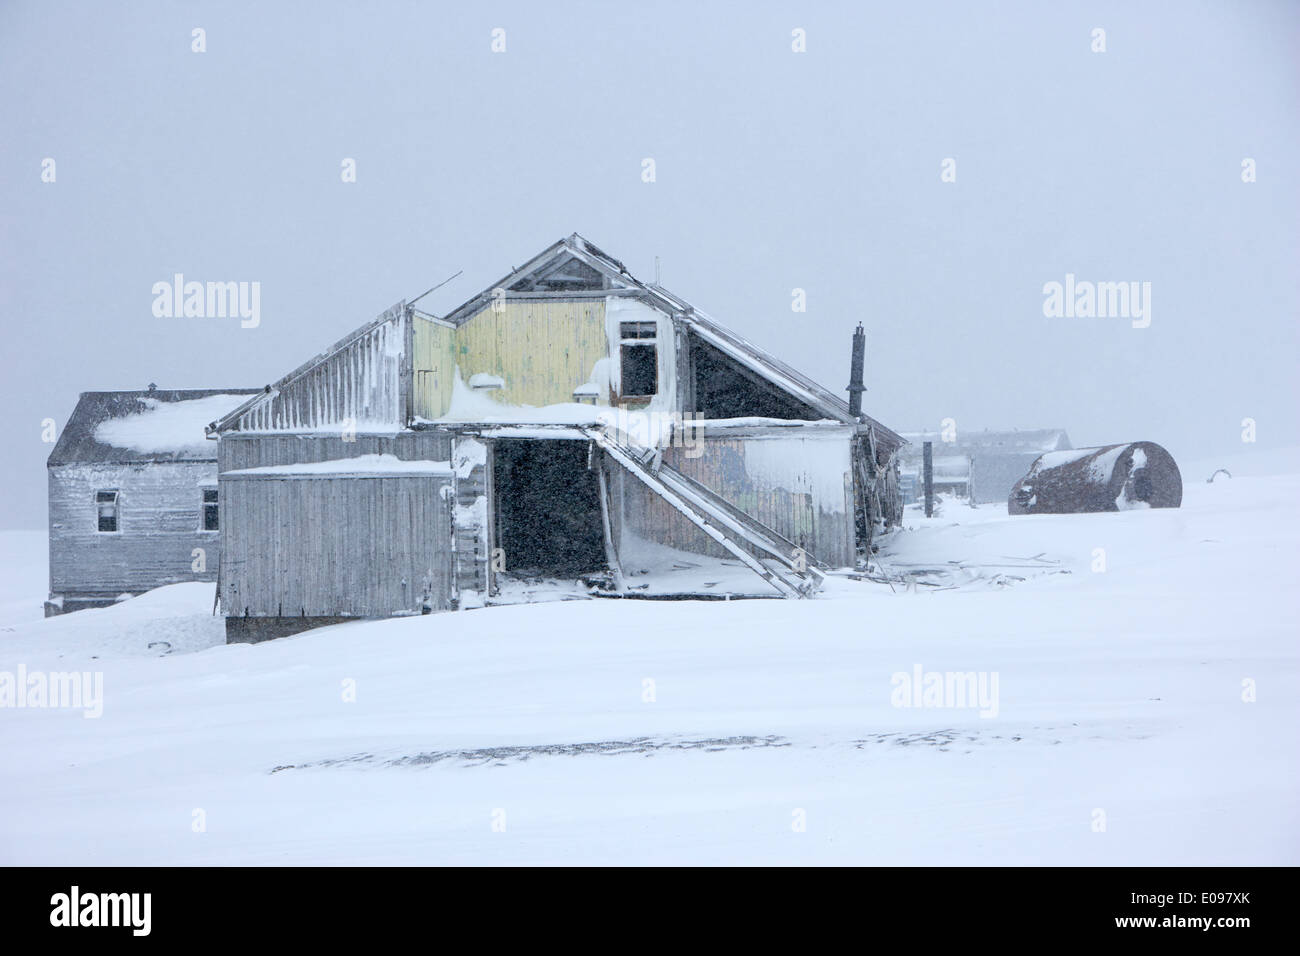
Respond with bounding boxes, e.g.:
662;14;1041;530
586;429;825;599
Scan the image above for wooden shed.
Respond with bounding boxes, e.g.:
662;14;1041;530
45;387;260;615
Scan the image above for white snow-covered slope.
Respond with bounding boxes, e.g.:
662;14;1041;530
0;464;1296;864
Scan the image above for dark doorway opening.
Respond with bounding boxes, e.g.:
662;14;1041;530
493;439;607;576
1132;470;1153;501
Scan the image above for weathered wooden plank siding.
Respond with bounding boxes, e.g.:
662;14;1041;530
449;300;609;408
220;473;453;618
217;428;460;618
616;434;856;567
49;461;220;595
227;306;407;432
412;315;456;419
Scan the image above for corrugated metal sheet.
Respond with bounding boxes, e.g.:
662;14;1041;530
1009;441;1183;514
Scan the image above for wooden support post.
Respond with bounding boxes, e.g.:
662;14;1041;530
596;456;625;593
923;441;934;518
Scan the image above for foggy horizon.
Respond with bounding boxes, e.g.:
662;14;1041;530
2;0;1297;528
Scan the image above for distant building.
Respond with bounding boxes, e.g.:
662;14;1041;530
899;428;1072;505
45;387;259;615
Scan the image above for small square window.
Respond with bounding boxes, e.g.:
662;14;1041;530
202;488;219;531
96;490;119;533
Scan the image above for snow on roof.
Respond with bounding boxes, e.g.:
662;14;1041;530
49;389;262;465
900;428;1071;458
1035;448;1094;470
424;370;609;426
425;373;853;448
94;394;254;456
1027;444;1130;484
223;454;453;478
691;417;849;432
458;425;593;441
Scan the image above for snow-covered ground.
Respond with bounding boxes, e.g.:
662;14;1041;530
1;458;1297;864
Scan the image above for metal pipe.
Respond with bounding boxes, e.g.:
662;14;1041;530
847;323;866;418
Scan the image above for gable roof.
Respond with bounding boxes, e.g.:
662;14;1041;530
49;388;261;465
208;234;902;449
438;234;902;445
208;301;408;436
437;235;632;325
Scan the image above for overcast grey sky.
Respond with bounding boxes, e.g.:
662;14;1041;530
2;0;1296;529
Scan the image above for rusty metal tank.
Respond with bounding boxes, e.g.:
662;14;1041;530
1008;442;1182;515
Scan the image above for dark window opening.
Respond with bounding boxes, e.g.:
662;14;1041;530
202;488;219;531
96;490;119;532
621;344;658;397
508;255;606;292
493;440;607;577
620;320;658;398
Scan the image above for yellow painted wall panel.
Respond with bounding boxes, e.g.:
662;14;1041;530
452;300;609;408
412;316;456;419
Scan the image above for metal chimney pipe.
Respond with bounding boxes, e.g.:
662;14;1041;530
846;323;866;418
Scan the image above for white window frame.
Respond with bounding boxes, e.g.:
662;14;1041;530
95;489;121;534
199;487;219;533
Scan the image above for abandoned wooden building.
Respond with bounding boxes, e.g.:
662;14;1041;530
208;235;906;642
45;387;260;615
